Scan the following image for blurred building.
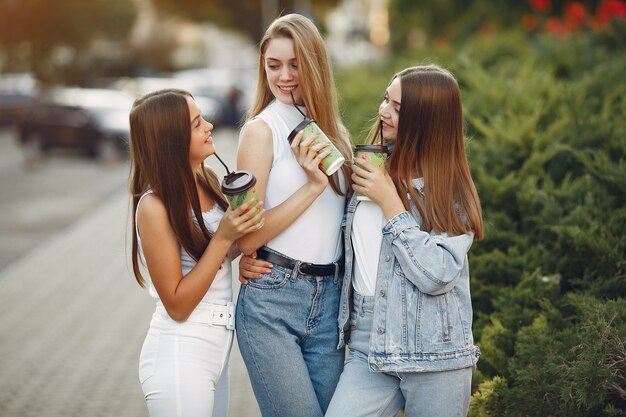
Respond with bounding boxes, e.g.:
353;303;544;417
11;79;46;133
129;0;389;72
326;0;390;67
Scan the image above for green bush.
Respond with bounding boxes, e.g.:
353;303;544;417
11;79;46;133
336;28;626;416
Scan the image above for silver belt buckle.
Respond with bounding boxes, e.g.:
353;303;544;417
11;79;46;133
297;262;312;275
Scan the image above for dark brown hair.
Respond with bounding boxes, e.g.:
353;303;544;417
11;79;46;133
367;65;483;239
129;89;228;287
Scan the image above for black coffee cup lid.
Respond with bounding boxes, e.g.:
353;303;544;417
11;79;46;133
354;144;389;153
221;170;257;195
287;118;314;144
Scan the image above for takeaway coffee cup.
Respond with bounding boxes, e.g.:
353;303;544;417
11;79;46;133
221;170;260;216
353;144;390;201
288;119;346;176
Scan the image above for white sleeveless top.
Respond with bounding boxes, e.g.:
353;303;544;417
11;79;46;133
351;201;385;296
135;191;233;306
251;100;345;263
351;178;424;296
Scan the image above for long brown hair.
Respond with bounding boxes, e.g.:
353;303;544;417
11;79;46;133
367;65;483;239
248;13;351;195
128;89;228;287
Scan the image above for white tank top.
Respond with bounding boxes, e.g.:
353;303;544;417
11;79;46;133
135;191;233;306
351;178;424;296
252;100;345;263
351;201;385;296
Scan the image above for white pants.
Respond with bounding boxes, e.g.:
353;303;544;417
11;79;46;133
139;303;234;417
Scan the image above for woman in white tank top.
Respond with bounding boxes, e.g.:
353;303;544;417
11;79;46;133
128;89;264;417
233;14;353;417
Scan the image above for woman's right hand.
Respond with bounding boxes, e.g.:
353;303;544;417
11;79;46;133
290;130;330;191
238;251;273;285
216;198;265;243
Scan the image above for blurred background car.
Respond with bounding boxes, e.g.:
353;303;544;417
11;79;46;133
0;73;38;127
112;67;255;129
17;87;134;161
112;75;226;126
172;67;255;128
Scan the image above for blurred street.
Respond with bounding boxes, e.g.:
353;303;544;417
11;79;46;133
0;127;261;417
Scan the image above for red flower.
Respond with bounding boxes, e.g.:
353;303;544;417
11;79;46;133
530;0;551;12
545;17;568;35
565;2;587;21
596;0;626;27
564;2;587;30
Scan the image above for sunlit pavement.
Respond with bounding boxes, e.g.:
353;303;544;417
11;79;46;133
0;127;261;417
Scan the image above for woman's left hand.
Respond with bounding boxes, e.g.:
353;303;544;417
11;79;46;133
238;251;273;285
352;158;405;218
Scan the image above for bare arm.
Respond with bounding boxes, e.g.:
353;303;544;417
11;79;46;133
235;119;330;255
138;195;263;321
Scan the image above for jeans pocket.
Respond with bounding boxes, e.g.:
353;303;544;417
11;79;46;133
246;265;290;290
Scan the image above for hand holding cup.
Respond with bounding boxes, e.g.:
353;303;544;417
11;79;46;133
288;121;345;176
351;157;394;206
217;198;265;242
353;144;389;201
290;130;330;190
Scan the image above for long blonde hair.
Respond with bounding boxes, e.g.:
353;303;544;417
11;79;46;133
129;89;228;287
367;65;483;239
248;13;351;195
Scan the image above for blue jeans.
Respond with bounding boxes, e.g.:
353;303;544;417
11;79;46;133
236;248;344;417
325;293;473;417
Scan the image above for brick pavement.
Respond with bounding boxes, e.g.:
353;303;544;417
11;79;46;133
0;128;261;417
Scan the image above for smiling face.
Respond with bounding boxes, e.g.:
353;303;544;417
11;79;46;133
379;76;401;146
186;95;214;167
263;37;302;106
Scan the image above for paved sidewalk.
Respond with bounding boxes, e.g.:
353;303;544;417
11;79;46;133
0;128;261;417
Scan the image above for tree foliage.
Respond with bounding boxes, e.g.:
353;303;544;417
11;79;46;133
150;0;340;42
0;0;135;81
387;0;624;49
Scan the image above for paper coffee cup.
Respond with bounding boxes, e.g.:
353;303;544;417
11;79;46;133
354;144;389;201
221;171;261;220
288;119;345;176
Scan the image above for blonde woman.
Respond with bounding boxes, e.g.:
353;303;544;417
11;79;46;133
234;13;352;417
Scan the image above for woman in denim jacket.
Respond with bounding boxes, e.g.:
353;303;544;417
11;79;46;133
325;65;484;417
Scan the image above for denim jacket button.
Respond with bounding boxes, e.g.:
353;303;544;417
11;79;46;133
384;255;391;262
377;327;385;334
379;289;385;297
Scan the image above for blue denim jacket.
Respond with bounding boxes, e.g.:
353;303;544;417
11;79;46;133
337;182;480;373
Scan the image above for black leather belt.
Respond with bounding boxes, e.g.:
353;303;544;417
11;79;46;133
256;247;343;276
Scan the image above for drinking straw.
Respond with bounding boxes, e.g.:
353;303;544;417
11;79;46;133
290;91;307;119
213;152;232;175
379;119;384;146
